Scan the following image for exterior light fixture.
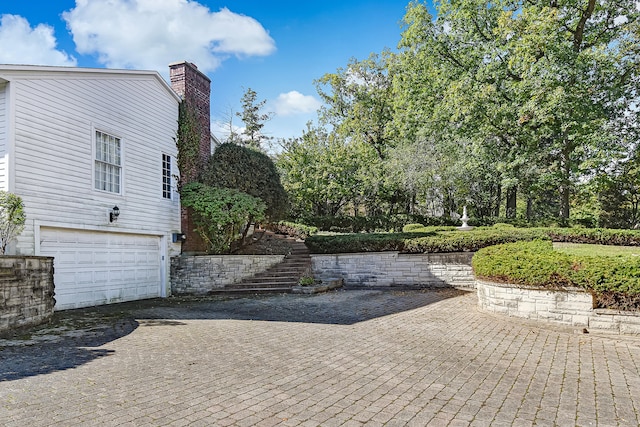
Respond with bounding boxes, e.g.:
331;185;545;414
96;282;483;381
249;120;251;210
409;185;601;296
110;206;120;222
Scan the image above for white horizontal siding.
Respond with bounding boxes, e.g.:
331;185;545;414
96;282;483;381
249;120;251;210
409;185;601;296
0;83;6;191
7;73;180;257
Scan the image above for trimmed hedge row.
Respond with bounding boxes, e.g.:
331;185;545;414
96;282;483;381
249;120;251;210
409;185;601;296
305;227;548;254
472;240;640;309
304;232;437;254
298;215;458;233
305;227;640;254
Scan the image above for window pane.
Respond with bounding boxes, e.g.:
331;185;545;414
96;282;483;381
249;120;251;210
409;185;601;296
94;130;122;193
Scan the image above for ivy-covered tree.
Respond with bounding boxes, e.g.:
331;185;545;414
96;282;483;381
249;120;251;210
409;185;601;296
202;142;288;221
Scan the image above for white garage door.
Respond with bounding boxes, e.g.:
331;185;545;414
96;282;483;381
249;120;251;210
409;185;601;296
40;228;162;310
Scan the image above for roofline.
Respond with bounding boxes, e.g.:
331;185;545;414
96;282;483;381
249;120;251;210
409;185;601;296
0;63;182;103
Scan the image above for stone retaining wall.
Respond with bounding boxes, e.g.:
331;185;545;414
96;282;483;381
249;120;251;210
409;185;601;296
0;256;54;332
477;279;640;335
310;252;474;289
170;255;285;295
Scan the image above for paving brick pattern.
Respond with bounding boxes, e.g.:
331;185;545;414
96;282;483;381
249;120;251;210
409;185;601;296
1;290;639;426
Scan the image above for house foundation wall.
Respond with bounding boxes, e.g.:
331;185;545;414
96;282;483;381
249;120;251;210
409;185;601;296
0;256;54;332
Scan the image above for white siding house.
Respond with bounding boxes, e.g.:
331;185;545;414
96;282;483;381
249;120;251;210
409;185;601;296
0;64;182;310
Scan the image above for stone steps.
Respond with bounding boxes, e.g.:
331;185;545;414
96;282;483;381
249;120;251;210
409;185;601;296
208;232;312;295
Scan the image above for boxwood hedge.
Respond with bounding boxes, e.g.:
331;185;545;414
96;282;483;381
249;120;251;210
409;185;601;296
472;240;640;309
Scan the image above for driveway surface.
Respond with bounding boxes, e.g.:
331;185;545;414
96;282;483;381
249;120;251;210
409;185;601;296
1;289;639;426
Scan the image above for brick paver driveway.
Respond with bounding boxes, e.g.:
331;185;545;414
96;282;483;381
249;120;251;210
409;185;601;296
1;289;640;426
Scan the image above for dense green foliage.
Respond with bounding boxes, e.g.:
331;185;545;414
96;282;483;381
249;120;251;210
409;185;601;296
267;221;318;239
203;143;288;221
472;240;640;298
0;191;25;254
299;214;457;233
305;227;547;254
277;0;640;227
175;101;203;186
180;182;266;254
306;226;640;255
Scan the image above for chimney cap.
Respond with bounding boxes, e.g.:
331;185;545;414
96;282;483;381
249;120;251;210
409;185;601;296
169;60;197;69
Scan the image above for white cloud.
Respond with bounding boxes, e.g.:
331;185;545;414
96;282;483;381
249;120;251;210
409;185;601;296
0;15;77;66
62;0;276;72
273;91;322;116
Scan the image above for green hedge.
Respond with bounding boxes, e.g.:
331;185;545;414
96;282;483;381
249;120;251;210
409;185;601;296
304;232;436;254
472;240;640;299
544;227;640;246
305;227;640;255
305;228;547;254
267;221;318;239
299;215;457;233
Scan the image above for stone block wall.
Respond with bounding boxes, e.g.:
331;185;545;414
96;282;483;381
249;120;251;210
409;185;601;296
0;256;54;332
476;279;640;335
310;252;475;289
171;255;285;295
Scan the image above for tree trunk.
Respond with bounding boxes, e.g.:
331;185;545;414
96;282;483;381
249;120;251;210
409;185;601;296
559;146;571;221
526;197;533;221
506;187;517;219
493;186;501;217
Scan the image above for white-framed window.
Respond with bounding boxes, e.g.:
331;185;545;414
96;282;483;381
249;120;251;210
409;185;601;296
94;130;122;194
162;154;172;199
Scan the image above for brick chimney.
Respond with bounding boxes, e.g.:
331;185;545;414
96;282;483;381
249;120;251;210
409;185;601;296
169;61;211;174
169;61;212;254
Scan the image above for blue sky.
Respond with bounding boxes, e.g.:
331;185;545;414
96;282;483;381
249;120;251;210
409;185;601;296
0;0;424;145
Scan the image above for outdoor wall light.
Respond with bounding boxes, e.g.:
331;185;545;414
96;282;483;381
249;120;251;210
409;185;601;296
172;232;186;243
110;206;120;222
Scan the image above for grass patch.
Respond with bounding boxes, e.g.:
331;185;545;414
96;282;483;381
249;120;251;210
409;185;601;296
553;243;640;257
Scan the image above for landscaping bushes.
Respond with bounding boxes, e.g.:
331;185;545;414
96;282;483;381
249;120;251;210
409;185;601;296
472;240;640;310
268;221;318;239
300;214;457;233
305;227;547;254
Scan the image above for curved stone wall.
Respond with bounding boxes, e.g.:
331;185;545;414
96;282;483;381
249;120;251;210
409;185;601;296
477;279;640;335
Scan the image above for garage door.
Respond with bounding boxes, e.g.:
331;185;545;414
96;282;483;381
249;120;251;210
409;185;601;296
40;228;162;310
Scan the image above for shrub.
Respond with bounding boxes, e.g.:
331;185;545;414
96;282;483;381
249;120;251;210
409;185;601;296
403;228;548;253
472;240;640;309
0;191;25;254
202;143;289;221
403;223;425;232
268;221;318;239
300;214;458;233
304;228;546;254
305;232;436;254
545;227;640;246
180;182;266;254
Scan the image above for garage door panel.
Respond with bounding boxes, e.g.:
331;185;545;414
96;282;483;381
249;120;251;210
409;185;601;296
40;228;161;310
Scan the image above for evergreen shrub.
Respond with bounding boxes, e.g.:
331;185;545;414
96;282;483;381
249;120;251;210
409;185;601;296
472;240;640;309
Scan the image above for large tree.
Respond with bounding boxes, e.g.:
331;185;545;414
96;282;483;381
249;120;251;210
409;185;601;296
394;0;640;220
315;52;395;160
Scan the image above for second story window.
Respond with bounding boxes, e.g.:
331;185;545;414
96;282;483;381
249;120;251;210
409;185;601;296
162;154;171;199
95;130;121;194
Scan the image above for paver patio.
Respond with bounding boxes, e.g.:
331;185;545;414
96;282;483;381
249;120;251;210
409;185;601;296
1;289;639;426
